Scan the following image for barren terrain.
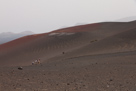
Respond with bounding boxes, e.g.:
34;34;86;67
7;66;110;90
0;21;136;91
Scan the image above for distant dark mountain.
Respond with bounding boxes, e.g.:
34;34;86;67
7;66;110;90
0;31;34;44
116;16;136;22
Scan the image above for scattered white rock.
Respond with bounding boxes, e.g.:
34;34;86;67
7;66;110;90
48;32;75;36
107;85;110;88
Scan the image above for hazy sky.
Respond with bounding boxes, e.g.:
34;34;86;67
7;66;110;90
0;0;136;33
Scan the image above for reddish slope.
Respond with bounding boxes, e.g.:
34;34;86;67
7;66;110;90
0;23;101;66
53;23;100;32
0;21;136;67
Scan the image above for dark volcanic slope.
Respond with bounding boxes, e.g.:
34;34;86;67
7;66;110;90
0;21;136;66
60;27;136;59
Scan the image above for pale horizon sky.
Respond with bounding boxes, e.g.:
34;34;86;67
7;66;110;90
0;0;136;33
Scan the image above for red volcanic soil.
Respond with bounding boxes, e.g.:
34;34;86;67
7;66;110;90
52;23;101;33
0;21;136;66
0;23;100;52
0;21;136;91
0;23;102;66
0;33;46;51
